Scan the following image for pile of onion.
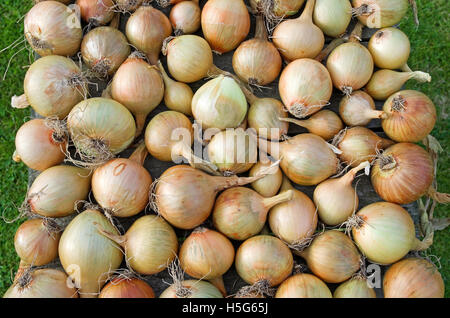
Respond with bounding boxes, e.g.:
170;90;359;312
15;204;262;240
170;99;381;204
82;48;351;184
99;277;155;298
76;0;115;26
275;273;332;298
170;0;201;35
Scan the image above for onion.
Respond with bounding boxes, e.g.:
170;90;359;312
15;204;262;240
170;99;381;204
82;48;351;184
383;258;444;298
14;218;61;266
258;133;339;186
99;277;155;298
368;27;410;70
351;201;429;265
314;161;370;226
4;268;78;298
145;111;219;175
92;142;152;217
381;90;437;143
59;209;123;297
249;160;283;197
25;165;91;218
232;15;282;86
339;90;383;127
67;97;136;164
275;273;332;298
179;228;234;296
81;26;130;77
212;187;293;241
34;0;72;4
371;143;433;204
126;5;172;65
280;110;344;141
24;1;82;56
278;58;333;118
250;0;306;19
170;1;201;35
158;61;193;116
111;54;164;136
76;0;115;26
298;230;361;283
115;0;143;12
352;0;410;28
13;118;67;171
153;165;271;230
12;55;86;119
335;126;394;167
273;0;325;61
207;129;257;175
192;75;247;130
201;0;250;54
334;276;376;298
160;280;223;298
235;235;293;295
269;176;317;248
97;215;178;275
313;0;352;37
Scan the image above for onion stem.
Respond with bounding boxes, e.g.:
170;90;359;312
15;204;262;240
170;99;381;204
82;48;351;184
298;0;315;22
339;161;370;186
314;38;345;62
349;21;364;43
208;276;227;297
173;141;221;176
11;94;30;109
262;190;294;209
109;12;120;29
128;141;148;165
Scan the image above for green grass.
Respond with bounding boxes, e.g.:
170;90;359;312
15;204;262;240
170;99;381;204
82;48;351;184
0;0;448;297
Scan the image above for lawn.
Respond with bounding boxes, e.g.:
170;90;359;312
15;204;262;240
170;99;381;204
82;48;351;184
0;0;448;297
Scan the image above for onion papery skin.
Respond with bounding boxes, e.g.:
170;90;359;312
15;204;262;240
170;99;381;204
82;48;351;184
59;209;123;298
371;143;433;205
275;273;332;298
250;0;306;18
27;165;91;218
115;0;143;12
250;161;283;197
76;0;115;25
334;277;376;298
368;27;410;70
313;0;352;37
4;268;78;298
247;98;288;141
67;97;136;157
170;1;201;35
383;258;445;298
327;42;374;94
201;0;250;54
14;119;66;171
99;278;155;298
339;90;381;127
21;55;86;118
81;27;130;77
126;6;172;65
352;202;419;265
235;235;293;287
14;219;61;266
279;58;333;118
160;280;223;298
381;90;436;143
192;75;247;130
352;0;409;29
24;1;82;56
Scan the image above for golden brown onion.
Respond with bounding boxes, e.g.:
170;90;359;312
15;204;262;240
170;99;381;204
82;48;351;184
368;27;410;70
275;273;332;298
313;0;352;37
339;91;383;127
76;0;115;25
352;0;409;29
249;160;283;197
99;277;155;298
334;276;376;298
170;1;201;35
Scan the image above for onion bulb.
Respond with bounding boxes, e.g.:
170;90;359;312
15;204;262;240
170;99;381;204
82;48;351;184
192;75;247;130
383;258;444;298
352;0;409;28
249;160;283;197
126;5;172;65
26;165;91;218
59;209;123;297
111;54;164;136
76;0;115;26
115;0;143;12
351;201;429;265
153;165;271;230
97;215;178;275
250;0;306;19
232;15;282;86
381;90;436;143
160;280;223;298
99;277;155;298
4;268;78;298
279;58;333;118
12;55;86;119
14;218;61;266
334;276;376;298
298;230;361;283
314;161;370;226
275;273;332;298
371;143;433;204
201;0;250;54
368;27;411;70
67;97;136;163
92;142;152;217
339;91;383;127
24;1;82;56
81;26;130;77
212;187;293;240
273;0;325;61
313;0;352;37
170;1;201;35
